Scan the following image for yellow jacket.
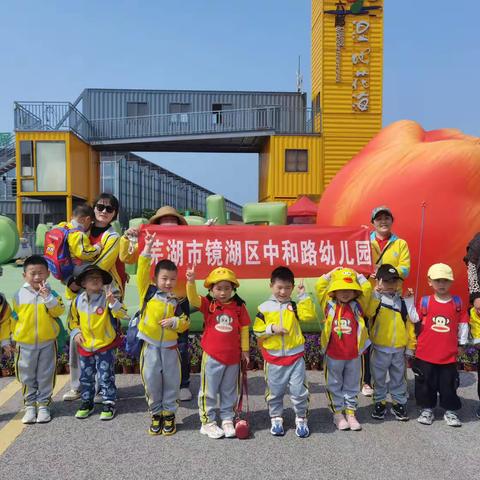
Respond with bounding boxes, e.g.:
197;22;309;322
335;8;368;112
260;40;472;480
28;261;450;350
120;238;187;297
10;284;65;347
137;254;189;347
370;232;411;279
68;291;128;352
470;307;480;345
58;221;101;262
366;292;416;351
65;226;124;301
316;273;372;354
253;294;316;357
0;294;12;346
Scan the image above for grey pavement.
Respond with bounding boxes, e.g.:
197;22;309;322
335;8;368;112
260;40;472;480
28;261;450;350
0;369;479;480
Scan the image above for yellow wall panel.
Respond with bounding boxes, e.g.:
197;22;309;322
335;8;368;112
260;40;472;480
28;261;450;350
312;0;383;188
259;135;323;202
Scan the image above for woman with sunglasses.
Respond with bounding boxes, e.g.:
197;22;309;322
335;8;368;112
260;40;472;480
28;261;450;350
63;193;126;402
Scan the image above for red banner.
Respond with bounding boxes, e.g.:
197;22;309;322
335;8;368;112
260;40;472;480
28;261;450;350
138;224;372;278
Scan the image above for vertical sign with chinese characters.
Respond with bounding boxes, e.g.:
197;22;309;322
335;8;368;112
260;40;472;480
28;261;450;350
352;18;371;112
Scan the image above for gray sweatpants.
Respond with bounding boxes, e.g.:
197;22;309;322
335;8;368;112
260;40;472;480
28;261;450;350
265;357;309;418
16;343;56;407
324;354;362;413
371;346;408;405
198;352;240;424
140;342;181;415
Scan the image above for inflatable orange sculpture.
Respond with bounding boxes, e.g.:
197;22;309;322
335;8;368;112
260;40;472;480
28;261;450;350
317;120;480;302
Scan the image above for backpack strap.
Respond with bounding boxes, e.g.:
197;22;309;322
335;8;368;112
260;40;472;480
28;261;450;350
400;299;408;323
416;295;430;337
141;284;159;315
370;301;382;328
290;300;300;322
375;239;394;265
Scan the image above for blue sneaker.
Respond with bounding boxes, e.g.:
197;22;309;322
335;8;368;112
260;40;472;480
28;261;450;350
295;417;310;438
270;417;285;436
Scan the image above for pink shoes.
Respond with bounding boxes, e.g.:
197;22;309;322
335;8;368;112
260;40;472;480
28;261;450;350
346;413;362;431
333;413;349;430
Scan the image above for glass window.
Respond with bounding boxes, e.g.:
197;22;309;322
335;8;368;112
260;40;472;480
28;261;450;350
20;141;34;177
127;102;148;117
21;179;35;192
36;142;66;192
285;149;308;172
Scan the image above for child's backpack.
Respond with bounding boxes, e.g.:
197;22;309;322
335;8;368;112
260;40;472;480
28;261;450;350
125;284;158;358
43;226;80;281
416;295;462;336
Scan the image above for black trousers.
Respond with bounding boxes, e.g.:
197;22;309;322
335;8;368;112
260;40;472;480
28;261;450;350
362;345;371;385
413;358;461;411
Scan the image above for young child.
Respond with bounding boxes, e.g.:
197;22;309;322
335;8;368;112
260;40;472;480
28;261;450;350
68;265;127;421
316;267;371;431
470;300;480;419
413;263;469;427
8;255;65;424
58;204;102;278
254;266;316;438
137;232;190;435
0;266;13;355
186;264;250;439
367;264;417;422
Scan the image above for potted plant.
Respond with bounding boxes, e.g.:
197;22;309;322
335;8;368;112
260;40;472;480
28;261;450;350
1;354;12;377
123;357;134;374
56;352;67;374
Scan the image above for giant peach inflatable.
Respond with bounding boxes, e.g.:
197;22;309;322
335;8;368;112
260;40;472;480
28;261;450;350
317;120;480;302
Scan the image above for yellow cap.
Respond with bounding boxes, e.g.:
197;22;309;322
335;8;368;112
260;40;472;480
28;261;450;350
427;263;454;281
327;268;363;295
204;267;240;289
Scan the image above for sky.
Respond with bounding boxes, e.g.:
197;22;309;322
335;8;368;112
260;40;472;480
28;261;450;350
0;0;479;205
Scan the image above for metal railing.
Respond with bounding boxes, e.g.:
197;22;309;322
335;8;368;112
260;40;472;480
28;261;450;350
89;106;314;141
0;135;16;174
14;102;318;143
14;102;91;141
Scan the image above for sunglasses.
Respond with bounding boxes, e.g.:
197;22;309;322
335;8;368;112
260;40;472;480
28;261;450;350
95;204;115;213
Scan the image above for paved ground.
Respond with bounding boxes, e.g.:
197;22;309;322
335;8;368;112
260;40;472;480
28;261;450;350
0;370;479;480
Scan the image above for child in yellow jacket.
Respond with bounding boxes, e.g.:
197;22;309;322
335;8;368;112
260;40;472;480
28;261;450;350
254;266;316;438
8;255;65;424
68;265;127;421
367;264;418;422
316;267;371;431
136;231;190;436
0;266;13;354
58;204;102;278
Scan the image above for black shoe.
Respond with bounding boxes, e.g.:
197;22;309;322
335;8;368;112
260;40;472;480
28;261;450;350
371;402;387;419
149;414;163;435
162;413;176;436
475;405;480;419
391;403;409;421
99;403;116;421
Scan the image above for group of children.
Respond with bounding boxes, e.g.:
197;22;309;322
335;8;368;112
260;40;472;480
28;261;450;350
1;212;480;439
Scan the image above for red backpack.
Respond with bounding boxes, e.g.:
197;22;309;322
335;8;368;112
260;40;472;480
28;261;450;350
44;226;80;281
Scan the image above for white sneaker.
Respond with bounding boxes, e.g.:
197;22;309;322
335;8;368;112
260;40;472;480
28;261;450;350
444;411;462;427
361;384;374;396
22;406;37;424
221;420;236;438
36;406;51;423
200;422;225;439
63;390;81;401
417;409;434;425
179;387;193;401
